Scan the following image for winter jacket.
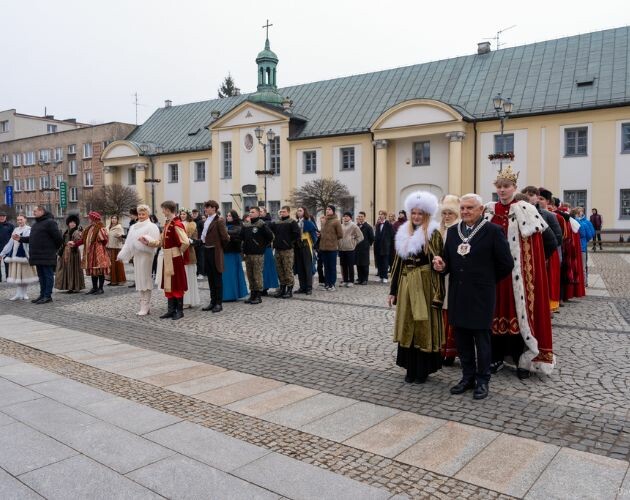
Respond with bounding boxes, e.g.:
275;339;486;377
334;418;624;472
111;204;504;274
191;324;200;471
318;215;343;251
355;222;375;266
18;211;63;266
338;221;364;251
576;216;596;252
270;217;301;251
225;223;243;254
242;218;274;255
0;221;14;249
374;220;394;256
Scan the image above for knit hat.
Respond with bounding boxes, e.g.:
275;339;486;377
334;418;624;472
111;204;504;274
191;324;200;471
440;194;460;215
343;211;353;218
404;191;439;217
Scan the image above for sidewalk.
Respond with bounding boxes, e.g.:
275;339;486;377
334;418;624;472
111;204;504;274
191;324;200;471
2;314;629;499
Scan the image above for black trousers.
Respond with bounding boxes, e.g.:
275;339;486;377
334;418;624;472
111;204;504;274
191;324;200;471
339;250;356;283
454;327;491;385
196;246;206;276
204;247;223;305
356;264;369;283
491;334;525;366
592;231;602;249
375;252;389;279
294;245;313;291
316;250;325;282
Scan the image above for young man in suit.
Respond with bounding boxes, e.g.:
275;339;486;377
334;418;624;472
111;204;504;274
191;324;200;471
200;200;229;313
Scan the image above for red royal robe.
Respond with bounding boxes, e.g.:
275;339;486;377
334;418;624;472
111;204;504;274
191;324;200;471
158;218;189;298
489;200;555;373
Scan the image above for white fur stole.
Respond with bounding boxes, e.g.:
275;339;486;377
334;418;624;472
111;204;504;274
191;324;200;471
394;220;440;259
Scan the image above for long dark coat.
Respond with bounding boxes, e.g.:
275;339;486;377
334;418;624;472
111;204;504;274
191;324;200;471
442;220;513;330
19;211;63;266
355;222;375;267
374;220;393;256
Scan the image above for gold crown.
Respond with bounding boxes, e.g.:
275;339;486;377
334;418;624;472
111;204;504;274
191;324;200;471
494;164;520;185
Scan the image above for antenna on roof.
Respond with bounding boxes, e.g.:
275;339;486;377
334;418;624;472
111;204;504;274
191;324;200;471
484;25;516;50
132;92;141;125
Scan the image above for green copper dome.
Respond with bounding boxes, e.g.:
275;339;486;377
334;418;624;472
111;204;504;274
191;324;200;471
251;37;282;105
256;39;278;62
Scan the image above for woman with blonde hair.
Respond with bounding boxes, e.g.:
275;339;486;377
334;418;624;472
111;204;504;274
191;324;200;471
179;209;200;308
387;191;444;383
117;204;160;315
439;194;461;366
1;213;38;300
106;215;126;286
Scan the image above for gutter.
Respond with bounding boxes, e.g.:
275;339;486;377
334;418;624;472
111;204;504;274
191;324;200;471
371;131;376;223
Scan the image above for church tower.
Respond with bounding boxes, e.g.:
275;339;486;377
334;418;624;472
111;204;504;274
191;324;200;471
250;23;283;106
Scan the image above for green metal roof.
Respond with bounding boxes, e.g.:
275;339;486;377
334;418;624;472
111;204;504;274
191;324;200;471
127;26;630;152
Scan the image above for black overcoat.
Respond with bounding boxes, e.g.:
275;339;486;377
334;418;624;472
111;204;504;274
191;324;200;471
442;220;513;330
355;222;375;267
19;211;63;266
374;220;393;256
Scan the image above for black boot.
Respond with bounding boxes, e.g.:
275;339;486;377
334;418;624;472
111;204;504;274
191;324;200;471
273;285;285;298
250;290;262;304
172;298;184;320
160;298;176;319
282;286;293;299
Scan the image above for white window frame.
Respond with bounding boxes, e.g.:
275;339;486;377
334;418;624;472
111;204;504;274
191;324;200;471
128;167;136;186
303;151;317;174
26;178;36;191
69;186;78;202
622;123;630;154
39;176;50;190
84;170;94;187
55;174;63;189
1;154;8;164
168;163;179;183
340;147;355;171
222;142;232;179
0;120;9;133
270;136;280;175
68;144;76;154
54;147;63;162
39;149;50;163
47;124;57;133
12;154;21;167
23;152;35;165
14;179;21;192
413;141;431;166
68;159;77;175
194;161;206;182
2;167;9;181
82;143;92;159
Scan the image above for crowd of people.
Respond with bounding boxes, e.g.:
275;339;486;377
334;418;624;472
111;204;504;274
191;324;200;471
0;163;598;398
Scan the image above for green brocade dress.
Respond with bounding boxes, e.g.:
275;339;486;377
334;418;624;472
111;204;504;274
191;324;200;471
390;229;445;381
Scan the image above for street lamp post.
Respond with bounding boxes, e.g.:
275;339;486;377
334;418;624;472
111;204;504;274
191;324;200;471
140;143;163;215
253;126;276;211
492;93;514;167
38;159;58;216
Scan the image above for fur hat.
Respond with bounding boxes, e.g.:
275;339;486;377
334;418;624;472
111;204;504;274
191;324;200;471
404;191;439;217
65;214;80;226
440;194;460;215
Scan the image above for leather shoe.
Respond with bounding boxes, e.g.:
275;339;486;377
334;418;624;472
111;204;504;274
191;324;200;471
31;296;43;303
404;374;414;383
86;288;98;295
517;368;531;380
34;297;53;305
95;289;104;295
473;383;489;400
211;304;223;313
201;303;216;311
450;380;475;394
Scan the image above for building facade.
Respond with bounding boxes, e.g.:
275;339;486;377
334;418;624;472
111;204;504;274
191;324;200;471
0;109;87;143
1;122;136;220
102;26;630;228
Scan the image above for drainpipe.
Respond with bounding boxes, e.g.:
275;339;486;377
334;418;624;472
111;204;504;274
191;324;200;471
371;132;376;223
473;120;478;193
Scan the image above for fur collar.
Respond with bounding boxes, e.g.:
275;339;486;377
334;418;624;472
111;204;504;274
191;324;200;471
484;201;548;237
395;220;440;258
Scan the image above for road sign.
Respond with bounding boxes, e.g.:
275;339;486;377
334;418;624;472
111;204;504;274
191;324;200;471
59;182;67;209
5;186;13;207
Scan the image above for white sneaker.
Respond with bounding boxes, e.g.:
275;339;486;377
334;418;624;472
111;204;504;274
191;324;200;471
346;283;353;287
382;278;388;284
9;294;20;301
326;286;336;291
23;295;29;301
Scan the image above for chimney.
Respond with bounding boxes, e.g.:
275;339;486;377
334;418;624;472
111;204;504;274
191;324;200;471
477;42;491;55
234;88;241;96
64;118;77;124
45;115;55;119
164;99;172;108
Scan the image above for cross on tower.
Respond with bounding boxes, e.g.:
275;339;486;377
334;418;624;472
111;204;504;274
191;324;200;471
262;19;273;39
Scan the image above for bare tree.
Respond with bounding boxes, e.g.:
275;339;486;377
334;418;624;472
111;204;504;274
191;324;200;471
289;178;351;215
81;184;141;217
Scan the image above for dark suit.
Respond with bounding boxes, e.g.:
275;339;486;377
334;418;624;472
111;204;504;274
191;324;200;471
442;218;513;385
202;216;229;306
374;220;393;279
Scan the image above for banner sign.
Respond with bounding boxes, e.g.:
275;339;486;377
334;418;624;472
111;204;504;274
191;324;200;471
59;182;67;209
5;186;13;207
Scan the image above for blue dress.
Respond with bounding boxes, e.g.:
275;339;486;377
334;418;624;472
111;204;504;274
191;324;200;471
263;246;279;289
222;252;248;301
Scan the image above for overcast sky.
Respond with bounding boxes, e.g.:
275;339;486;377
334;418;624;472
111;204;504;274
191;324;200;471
2;0;628;125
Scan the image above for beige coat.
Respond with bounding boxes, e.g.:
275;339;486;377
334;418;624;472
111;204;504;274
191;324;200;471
338;221;364;251
107;224;124;249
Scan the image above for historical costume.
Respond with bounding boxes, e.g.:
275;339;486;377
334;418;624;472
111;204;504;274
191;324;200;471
485;166;555;376
181;214;201;308
564;215;586;298
117;210;160;316
438;195;460;364
199;204;230;312
55;214;85;293
390;191;444;383
106;218;126;285
222;213;248;301
294;212;318;293
144;208;189;320
77;211;111;295
1;219;38;300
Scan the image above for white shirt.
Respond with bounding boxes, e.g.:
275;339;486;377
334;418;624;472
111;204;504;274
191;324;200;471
200;214;216;242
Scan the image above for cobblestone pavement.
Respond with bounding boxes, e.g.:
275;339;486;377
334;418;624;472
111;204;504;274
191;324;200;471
1;252;629;470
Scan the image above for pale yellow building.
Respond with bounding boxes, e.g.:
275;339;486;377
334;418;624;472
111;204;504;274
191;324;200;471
0;109;87;143
102;27;630;229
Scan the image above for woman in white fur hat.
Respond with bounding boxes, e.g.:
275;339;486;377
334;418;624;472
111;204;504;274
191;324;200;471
439;194;461;366
387;191;445;383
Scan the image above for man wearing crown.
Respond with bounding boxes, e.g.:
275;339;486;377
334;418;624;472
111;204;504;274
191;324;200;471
485;164;556;377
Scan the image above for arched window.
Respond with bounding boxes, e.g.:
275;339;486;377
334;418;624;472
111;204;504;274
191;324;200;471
259;68;264;86
272;68;276;86
266;67;271;85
